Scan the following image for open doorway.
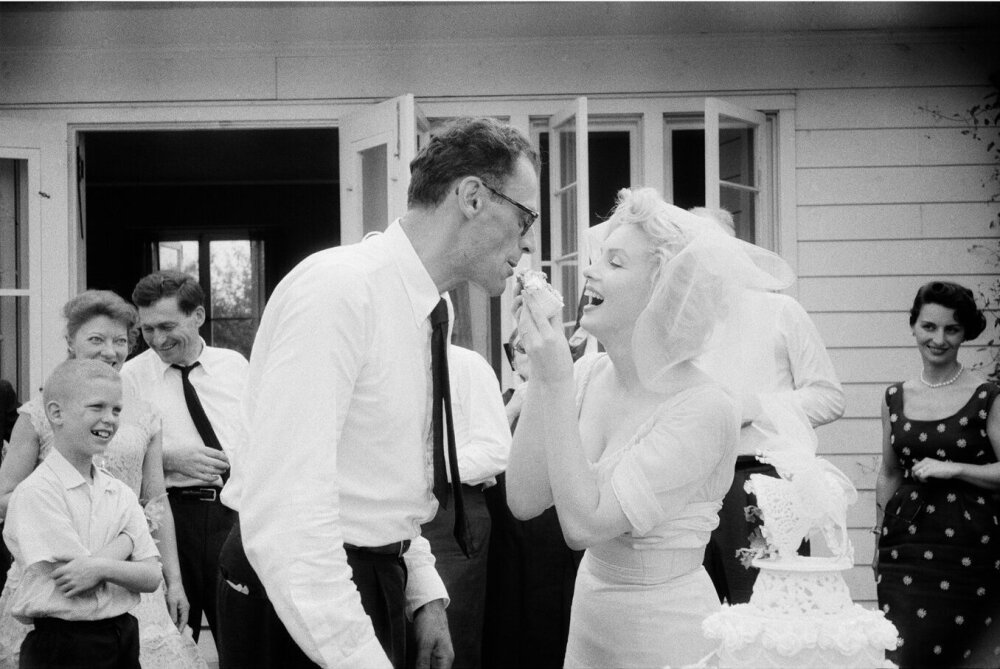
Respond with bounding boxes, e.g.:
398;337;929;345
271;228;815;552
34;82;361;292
81;128;340;358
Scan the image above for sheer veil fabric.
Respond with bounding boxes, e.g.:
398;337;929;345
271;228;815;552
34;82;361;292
620;199;795;394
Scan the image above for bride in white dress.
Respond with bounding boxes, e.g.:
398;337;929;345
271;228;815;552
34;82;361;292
0;291;206;669
506;188;793;668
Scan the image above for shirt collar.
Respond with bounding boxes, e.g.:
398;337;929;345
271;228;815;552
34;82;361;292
44;448;112;494
383;220;444;328
153;338;212;378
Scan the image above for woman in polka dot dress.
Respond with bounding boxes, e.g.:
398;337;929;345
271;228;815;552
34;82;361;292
875;281;1000;668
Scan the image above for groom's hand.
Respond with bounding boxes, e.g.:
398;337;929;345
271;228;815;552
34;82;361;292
413;598;453;669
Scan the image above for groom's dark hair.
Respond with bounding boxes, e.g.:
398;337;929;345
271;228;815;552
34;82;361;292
407;117;538;209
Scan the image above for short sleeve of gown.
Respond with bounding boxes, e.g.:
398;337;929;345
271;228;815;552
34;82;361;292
16;396;55;460
603;385;739;536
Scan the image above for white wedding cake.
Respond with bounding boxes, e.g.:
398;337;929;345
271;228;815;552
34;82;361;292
701;450;898;668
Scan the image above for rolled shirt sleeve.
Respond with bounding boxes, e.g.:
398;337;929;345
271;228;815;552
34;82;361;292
767;297;845;428
450;346;511;487
403;535;449;619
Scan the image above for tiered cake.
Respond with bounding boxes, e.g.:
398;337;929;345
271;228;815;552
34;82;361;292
702;451;898;668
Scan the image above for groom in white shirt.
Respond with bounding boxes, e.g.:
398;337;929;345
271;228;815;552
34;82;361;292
218;117;539;669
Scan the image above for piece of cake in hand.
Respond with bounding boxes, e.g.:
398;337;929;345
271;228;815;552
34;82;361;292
515;268;564;319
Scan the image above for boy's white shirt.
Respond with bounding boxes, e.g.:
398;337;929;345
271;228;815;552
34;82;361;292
3;449;160;622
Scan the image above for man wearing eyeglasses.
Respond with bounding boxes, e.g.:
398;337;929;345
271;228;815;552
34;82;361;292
218;117;539;669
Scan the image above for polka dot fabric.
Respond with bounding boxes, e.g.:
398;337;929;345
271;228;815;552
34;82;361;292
877;382;1000;668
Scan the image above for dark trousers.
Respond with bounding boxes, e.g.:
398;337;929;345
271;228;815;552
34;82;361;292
481;473;583;669
217;517;409;669
702;457;809;604
20;613;139;669
168;487;235;643
414;484;491;669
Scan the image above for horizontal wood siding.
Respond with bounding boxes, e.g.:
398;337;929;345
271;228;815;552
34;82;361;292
797;84;999;608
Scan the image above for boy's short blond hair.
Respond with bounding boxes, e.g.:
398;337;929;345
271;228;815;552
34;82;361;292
43;358;121;406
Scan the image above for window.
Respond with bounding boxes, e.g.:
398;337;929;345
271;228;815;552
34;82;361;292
0;158;32;398
153;236;264;359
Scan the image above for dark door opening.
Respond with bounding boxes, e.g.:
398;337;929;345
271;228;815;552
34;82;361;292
82;128;339;358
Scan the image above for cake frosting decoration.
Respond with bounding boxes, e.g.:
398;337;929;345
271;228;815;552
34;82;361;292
702;444;899;668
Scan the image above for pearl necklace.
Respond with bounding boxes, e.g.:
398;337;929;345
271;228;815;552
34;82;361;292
920;363;964;388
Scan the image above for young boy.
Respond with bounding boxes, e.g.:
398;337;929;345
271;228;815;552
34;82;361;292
2;359;162;669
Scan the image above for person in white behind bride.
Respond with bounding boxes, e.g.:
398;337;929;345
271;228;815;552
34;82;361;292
506;187;793;668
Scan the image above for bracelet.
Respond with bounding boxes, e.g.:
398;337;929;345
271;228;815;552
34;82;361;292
870;525;882;535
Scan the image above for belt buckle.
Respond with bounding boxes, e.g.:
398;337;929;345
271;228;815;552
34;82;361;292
198;488;218;502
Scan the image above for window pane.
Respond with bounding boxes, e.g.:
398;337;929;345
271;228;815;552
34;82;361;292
158;241;199;278
361;144;388;236
559;130;577;188
210;241;252;319
560;189;578;256
0;296;29;399
720;186;756;244
0;158;29;290
719;123;755;188
211;319;254;360
210;240;254;358
560;263;577;326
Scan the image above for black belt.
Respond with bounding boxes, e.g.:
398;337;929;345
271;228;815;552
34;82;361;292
167;486;221;502
344;540;411;558
33;612;134;632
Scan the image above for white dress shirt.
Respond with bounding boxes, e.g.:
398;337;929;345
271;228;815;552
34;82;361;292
700;291;845;456
121;342;248;488
448;345;510;487
221;221;448;669
4;450;160;623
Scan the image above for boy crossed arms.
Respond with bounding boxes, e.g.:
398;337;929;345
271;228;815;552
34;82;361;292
3;359;161;669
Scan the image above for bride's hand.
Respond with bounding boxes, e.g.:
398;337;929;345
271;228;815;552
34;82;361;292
517;289;573;384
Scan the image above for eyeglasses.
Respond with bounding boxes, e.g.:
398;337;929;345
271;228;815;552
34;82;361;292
503;342;527;365
482;183;539;236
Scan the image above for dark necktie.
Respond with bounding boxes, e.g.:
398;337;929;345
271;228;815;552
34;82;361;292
172;362;228;484
430;298;471;557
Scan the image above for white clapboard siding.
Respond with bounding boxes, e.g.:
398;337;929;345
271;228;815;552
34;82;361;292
797;87;999;130
797;127;1000;169
812;311;1000;348
798;166;997;206
815;418;881;455
2;23;997;103
825;454;882;490
843;383;904;420
828;347;996;384
799;239;998;277
799;275;998;312
812;312;912;347
799;203;1000;241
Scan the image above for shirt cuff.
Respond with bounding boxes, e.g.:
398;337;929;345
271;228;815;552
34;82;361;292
403;567;449;621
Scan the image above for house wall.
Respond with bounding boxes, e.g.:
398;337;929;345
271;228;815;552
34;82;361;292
2;4;999;607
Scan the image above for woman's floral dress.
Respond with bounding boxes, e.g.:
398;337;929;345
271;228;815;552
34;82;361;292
877;382;1000;668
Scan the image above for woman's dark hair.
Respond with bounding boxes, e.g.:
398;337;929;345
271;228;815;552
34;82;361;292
908;281;987;341
63;290;139;350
